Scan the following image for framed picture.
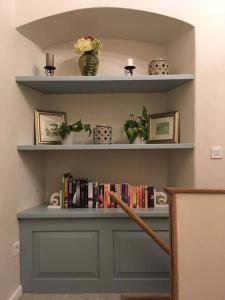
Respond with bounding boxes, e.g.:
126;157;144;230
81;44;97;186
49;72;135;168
154;192;169;208
35;110;66;144
148;111;180;143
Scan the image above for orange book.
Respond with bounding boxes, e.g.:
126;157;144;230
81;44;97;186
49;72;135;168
107;183;111;208
104;184;108;208
136;186;140;208
64;176;69;208
130;186;133;208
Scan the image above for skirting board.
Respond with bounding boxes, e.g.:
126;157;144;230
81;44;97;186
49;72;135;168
8;285;22;300
121;294;170;300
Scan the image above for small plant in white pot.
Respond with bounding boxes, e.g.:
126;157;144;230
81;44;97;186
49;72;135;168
124;106;148;144
51;120;92;144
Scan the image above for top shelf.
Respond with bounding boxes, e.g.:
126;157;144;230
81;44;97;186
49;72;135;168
15;74;194;94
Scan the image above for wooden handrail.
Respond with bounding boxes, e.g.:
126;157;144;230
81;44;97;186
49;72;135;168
110;191;170;255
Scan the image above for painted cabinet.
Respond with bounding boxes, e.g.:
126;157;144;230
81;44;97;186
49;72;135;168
18;207;170;293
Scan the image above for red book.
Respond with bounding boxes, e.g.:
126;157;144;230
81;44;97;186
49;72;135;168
144;186;148;208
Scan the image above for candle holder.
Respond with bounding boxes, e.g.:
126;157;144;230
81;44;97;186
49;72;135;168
44;65;56;76
124;65;136;76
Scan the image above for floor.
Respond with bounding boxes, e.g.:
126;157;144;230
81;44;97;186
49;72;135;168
21;294;121;300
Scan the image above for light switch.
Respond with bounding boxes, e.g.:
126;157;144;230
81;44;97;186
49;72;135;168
211;146;223;159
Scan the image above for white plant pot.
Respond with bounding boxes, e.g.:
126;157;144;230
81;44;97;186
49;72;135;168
63;132;91;145
133;135;146;144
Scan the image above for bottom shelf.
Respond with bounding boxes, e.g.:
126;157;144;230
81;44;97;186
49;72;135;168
17;205;169;219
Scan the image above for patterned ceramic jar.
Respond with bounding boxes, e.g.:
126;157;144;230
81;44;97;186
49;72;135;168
93;125;112;144
148;58;169;75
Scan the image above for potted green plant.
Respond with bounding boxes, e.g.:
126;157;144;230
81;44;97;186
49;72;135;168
50;120;92;144
124;106;148;144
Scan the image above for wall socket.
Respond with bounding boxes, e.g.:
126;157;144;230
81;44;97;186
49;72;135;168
12;241;20;256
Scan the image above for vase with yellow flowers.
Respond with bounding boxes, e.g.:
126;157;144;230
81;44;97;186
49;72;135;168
74;36;102;76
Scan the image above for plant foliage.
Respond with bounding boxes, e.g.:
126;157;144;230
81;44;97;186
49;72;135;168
124;106;148;144
50;120;92;140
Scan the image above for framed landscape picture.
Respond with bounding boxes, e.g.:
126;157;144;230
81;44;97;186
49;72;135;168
35;110;66;144
148;111;180;143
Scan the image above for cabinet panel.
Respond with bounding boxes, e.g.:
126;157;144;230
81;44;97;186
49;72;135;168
114;230;170;278
19;215;170;293
33;231;99;278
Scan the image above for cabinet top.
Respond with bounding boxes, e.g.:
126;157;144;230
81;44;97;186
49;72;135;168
15;74;194;94
17;205;169;219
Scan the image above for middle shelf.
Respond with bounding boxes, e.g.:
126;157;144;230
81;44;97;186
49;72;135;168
17;143;194;151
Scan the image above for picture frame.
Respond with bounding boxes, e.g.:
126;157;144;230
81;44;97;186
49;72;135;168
34;110;66;144
148;111;180;143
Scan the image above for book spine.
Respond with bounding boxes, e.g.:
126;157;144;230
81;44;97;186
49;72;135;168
68;175;73;208
76;179;80;208
104;184;108;208
88;182;94;208
85;181;88;208
80;180;88;208
127;184;130;207
64;176;69;208
139;186;142;208
133;186;137;208
130;185;133;208
144;185;148;208
72;179;76;208
61;175;65;208
106;183;109;208
98;184;104;208
136;186;140;208
93;182;98;208
148;186;155;207
110;184;115;208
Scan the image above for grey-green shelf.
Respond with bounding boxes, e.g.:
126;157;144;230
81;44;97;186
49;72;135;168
15;74;194;94
17;205;169;219
17;143;194;151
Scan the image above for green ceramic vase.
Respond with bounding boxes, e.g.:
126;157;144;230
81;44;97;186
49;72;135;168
79;52;99;76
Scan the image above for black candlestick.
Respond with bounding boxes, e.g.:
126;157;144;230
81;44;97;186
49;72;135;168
124;65;136;76
44;65;56;76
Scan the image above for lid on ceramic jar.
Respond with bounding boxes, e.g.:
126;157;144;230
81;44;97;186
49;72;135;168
150;58;166;62
95;124;112;128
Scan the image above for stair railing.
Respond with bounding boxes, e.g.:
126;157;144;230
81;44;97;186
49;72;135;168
109;191;170;255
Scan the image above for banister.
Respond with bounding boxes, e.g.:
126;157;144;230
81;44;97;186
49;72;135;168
109;191;170;255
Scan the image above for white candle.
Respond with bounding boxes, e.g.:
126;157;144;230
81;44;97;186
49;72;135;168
46;53;54;67
127;58;134;66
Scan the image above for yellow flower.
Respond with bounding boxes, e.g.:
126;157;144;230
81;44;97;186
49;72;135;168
74;37;102;55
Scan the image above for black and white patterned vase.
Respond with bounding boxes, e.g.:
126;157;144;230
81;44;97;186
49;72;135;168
93;125;112;144
148;58;169;75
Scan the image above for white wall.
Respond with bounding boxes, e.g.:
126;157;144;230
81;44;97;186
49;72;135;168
2;0;225;299
0;1;44;299
175;192;225;300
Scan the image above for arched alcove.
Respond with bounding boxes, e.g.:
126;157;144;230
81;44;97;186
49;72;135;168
16;6;195;196
16;7;193;48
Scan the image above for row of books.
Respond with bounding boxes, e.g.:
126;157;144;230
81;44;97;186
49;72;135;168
60;173;155;209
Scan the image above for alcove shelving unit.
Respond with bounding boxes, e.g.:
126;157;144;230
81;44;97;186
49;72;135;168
16;6;195;295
